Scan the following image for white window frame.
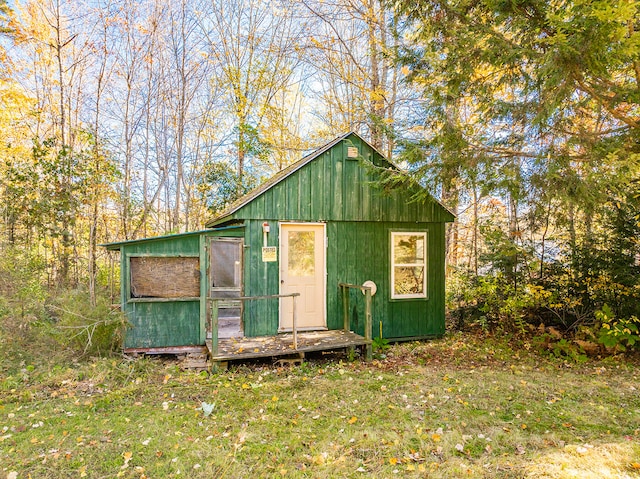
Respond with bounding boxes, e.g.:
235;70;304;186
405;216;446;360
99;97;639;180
390;231;427;299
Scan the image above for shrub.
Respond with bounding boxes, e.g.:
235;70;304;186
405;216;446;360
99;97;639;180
447;271;540;335
595;304;640;353
0;246;47;319
51;289;127;357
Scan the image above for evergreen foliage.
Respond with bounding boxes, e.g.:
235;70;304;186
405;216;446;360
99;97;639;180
395;0;640;349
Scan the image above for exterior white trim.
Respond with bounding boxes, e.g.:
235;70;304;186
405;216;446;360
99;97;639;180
390;231;428;300
278;222;327;331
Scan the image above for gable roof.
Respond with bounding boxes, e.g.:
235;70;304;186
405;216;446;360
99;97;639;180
206;132;353;226
206;131;454;227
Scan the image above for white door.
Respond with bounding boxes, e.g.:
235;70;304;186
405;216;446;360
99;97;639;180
279;223;326;331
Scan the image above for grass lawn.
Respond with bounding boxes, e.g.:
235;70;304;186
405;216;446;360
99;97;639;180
1;333;639;478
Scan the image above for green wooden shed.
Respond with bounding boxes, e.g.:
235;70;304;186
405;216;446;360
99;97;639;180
104;132;454;360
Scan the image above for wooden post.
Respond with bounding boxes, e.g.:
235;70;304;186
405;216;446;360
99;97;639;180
364;288;372;361
199;234;208;345
342;285;350;331
109;253;114;303
292;294;298;350
211;299;219;356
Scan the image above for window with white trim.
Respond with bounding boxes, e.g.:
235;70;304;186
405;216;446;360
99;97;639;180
391;232;427;299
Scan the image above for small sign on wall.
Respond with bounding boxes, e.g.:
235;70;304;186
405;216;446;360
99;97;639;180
262;246;277;262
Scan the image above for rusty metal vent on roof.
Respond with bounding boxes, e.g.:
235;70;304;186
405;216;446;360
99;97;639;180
347;146;359;158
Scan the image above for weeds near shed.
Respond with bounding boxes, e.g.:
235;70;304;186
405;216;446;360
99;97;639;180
51;290;126;356
372;336;390;356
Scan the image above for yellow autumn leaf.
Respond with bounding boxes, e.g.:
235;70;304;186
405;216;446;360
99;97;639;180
389;457;398;465
79;465;87;477
348;416;357;424
242;383;250;389
431;433;441;442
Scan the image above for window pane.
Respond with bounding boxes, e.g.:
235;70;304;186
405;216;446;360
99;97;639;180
288;231;315;277
393;234;425;264
393;266;425;296
211;240;241;288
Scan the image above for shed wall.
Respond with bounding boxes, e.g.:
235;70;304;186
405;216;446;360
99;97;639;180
119;230;242;349
231;136;454;224
241;219;446;339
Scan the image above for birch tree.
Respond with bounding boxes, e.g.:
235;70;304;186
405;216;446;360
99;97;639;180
11;0;93;284
201;0;307;188
301;0;406;157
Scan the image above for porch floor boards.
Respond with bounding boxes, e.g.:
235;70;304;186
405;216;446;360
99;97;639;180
206;330;370;362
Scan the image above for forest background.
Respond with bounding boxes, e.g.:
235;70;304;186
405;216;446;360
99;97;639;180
0;0;639;356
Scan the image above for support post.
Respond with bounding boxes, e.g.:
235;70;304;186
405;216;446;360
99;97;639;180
211;299;219;356
199;234;208;345
364;288;372;361
292;294;298;350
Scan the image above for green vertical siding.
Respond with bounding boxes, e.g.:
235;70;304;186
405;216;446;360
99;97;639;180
110;133;452;347
242;220;280;336
230;134;454;224
241;219;446;339
115;229;244;349
227;133;452;340
124;301;201;348
328;221;446;339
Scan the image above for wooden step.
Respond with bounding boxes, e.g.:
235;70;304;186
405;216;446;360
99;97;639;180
218;316;243;339
179;351;210;371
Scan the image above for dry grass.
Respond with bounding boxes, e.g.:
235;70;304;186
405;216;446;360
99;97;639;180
1;332;639;478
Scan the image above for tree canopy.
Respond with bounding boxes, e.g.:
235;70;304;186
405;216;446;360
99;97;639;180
0;0;638;345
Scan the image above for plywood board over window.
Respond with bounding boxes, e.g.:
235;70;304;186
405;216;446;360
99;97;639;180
130;257;200;298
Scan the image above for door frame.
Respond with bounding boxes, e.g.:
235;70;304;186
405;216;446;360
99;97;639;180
208;237;244;339
278;222;327;331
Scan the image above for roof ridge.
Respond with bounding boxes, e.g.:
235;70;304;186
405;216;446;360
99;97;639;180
205;132;356;227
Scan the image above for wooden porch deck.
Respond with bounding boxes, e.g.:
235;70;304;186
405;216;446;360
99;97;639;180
205;330;370;363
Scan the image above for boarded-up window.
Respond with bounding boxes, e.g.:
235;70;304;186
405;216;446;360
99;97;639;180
130;257;200;298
